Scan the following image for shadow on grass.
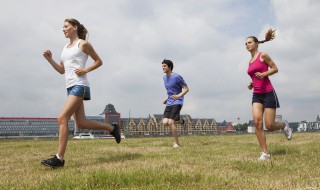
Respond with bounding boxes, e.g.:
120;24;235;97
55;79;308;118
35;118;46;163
271;149;288;156
96;152;143;163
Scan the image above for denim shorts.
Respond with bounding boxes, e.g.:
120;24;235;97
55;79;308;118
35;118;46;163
252;90;279;108
67;85;91;100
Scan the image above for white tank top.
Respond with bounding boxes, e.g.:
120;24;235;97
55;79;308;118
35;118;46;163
60;39;89;88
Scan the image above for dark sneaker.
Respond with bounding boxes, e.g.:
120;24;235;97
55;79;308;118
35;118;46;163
181;118;186;126
111;122;121;144
41;155;65;168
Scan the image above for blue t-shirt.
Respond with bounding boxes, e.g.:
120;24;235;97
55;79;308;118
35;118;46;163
163;73;187;106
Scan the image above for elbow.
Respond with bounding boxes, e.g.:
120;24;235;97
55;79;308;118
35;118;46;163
98;59;103;67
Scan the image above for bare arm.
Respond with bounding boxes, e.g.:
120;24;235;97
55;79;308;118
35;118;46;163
172;85;189;100
75;41;103;76
255;52;278;79
43;50;65;74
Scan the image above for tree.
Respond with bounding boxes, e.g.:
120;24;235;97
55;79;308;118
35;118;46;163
235;123;248;133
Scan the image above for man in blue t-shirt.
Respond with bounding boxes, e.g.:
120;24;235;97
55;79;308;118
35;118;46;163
162;59;189;148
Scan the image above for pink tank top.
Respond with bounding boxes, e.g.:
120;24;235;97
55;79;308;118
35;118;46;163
247;53;274;93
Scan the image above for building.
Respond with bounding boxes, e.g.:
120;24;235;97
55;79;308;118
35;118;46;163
0;104;247;138
101;104;121;125
297;115;320;132
121;114;219;137
0;117;74;137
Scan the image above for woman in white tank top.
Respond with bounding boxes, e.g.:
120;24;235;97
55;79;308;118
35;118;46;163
41;18;121;168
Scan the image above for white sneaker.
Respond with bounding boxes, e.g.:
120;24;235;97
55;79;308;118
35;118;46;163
258;152;271;160
283;120;293;140
173;143;180;148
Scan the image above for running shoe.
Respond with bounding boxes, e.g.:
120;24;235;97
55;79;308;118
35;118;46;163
111;122;121;144
181;118;186;126
258;152;271;161
173;143;180;148
283;120;293;140
41;155;65;168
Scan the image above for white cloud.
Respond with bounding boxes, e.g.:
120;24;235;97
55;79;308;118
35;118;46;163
0;0;319;123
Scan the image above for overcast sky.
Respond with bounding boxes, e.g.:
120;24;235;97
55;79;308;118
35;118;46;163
0;0;319;123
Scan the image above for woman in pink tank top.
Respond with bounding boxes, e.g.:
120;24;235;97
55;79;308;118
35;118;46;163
246;28;293;161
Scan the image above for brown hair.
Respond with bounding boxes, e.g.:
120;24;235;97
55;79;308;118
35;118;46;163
247;28;276;44
65;18;88;40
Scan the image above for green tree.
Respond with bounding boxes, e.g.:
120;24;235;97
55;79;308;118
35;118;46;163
235;123;248;132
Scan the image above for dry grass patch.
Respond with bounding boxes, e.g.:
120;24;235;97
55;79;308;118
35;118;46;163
1;133;320;189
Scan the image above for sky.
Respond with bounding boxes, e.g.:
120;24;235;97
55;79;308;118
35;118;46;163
0;0;319;123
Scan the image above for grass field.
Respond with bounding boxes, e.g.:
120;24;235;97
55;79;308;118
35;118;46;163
1;132;320;190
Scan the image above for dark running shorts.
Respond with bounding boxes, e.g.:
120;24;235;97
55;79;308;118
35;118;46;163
67;85;91;100
252;90;280;108
163;104;182;121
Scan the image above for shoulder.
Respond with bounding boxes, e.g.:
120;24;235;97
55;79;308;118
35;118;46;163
174;73;186;82
260;52;271;59
79;40;93;54
173;73;181;77
79;40;92;48
260;52;271;62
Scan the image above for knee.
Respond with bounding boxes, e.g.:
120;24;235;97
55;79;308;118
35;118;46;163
75;119;86;129
254;119;263;130
265;122;275;131
168;120;175;126
163;120;169;126
76;123;85;129
57;115;69;126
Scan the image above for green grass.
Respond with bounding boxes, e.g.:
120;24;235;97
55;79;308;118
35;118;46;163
1;133;320;189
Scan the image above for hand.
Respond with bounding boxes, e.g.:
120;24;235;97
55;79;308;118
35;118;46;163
163;99;167;104
171;94;180;100
248;82;253;90
43;50;52;60
255;72;265;79
75;68;87;76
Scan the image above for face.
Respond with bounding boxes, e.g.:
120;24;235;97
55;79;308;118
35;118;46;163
162;63;170;73
245;38;258;52
63;22;77;38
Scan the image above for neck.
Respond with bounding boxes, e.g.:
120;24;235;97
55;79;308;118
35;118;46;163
166;71;173;76
69;36;79;44
250;50;259;58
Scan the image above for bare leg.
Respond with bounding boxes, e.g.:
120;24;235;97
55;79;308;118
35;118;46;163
252;103;268;153
57;95;83;159
169;119;179;145
57;95;116;159
73;101;114;131
264;108;285;131
163;118;179;145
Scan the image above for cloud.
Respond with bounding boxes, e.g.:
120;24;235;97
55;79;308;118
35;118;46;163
0;0;319;123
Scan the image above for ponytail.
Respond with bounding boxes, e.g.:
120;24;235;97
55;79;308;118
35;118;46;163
247;28;276;44
64;18;88;40
259;28;276;44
